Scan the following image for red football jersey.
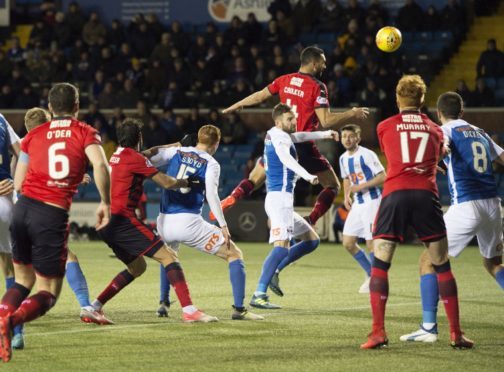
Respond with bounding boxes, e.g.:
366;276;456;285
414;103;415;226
21;117;101;210
268;72;329;132
109;147;158;217
377;111;444;197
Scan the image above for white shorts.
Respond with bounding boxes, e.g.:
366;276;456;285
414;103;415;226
156;213;225;255
0;195;13;253
343;198;381;241
445;197;503;259
265;191;312;244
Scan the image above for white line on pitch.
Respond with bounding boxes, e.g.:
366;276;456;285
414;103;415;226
26;301;420;337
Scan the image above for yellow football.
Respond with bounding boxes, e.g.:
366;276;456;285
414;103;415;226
376;26;402;53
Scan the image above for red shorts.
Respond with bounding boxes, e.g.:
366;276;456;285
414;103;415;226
295;141;331;174
98;214;164;265
373;190;446;243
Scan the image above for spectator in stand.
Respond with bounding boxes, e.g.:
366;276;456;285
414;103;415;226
0;85;15;108
318;0;345;33
455;79;472;106
171;58;191;91
191;59;212;91
423;5;440;31
8;68;29;97
0;51;13;85
477;39;504;81
108;107;125;141
441;0;466;41
275;10;295;41
130;22;157;59
471;78;496;107
39;87;50;108
368;0;389;25
292;0;321;35
7;37;24;64
66;38;86;64
115;42;134;73
268;0;292;19
338;19;361;52
396;0;423;32
14;86;39;109
205;81;229;108
220;113;248;145
252;58;268;89
53;11;72;48
145;59;168;103
101;131;117;161
159;108;180;142
345;0;366;27
143;115;168;149
224;16;245;46
151;32;174;67
90;70;105;100
82;11;107;46
185;107;204;133
243;13;263;45
126;58;146;89
115;78;139;108
83;102;107;129
330;64;353;105
170;21;190;54
73;51;94;82
262;20;287;49
159;81;184;109
108;19;126;51
135;100;153;127
146;13;164;42
188;35;207;64
97;47;116;77
65;1;86;42
227;79;252;105
29;20;51;48
358;78;387;109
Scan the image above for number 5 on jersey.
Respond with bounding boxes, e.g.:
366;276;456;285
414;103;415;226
176;164;197;193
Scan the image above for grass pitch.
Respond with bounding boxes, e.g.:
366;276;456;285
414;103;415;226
1;242;502;371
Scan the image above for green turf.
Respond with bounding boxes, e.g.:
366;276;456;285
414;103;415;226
1;242;502;371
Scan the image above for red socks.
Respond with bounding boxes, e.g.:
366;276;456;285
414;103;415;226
369;265;389;333
309;187;337;224
165;263;192;307
433;261;461;334
231;179;254;200
0;283;30;317
10;291;56;327
97;270;135;306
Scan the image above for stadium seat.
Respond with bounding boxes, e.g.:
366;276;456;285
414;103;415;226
434;31;453;43
484;78;497;90
317;32;337;43
299;32;318;46
416;32;433;41
497;77;504;89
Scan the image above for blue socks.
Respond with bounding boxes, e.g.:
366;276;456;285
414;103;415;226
276;240;319;272
495;268;504;289
420;273;439;325
160;264;171;304
66;261;91;308
256;246;288;293
353;249;372;277
229;260;246;308
5;277;23;335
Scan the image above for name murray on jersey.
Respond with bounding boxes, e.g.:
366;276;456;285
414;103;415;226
396;114;430;131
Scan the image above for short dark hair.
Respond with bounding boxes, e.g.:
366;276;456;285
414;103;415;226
340;124;361;136
437;92;463;119
49;83;79;114
117;118;143;148
272;103;292;121
300;46;324;66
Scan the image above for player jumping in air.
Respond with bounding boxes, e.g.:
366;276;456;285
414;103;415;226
91;118;216;324
212;46;369;225
361;75;473;350
400;92;504;343
0;83;111;362
250;104;338;309
339;124;385;294
148;125;263;320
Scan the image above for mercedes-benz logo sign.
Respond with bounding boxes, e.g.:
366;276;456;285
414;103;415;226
238;212;257;232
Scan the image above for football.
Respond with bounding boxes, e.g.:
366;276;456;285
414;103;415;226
376;26;402;52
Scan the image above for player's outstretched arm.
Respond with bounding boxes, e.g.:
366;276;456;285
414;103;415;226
315;107;370;129
142;141;181;158
85;144;111;230
350;171;386;193
222;87;272;114
290;130;338;143
151;172;188;190
275;141;318;185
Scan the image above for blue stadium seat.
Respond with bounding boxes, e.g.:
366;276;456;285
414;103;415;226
317;32;337;43
402;32;414;42
497;77;504;89
300;32;318;46
416;32;433;41
434;31;453;43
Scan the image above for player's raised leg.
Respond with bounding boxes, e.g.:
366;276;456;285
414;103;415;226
307;167;339;225
209;158;266;221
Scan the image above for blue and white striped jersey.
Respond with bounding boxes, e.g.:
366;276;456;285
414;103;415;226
339;146;384;204
0;114;20;181
441;119;502;204
151;146;218;215
264;127;299;193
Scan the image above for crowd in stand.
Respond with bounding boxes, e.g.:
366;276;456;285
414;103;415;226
0;0;498;150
